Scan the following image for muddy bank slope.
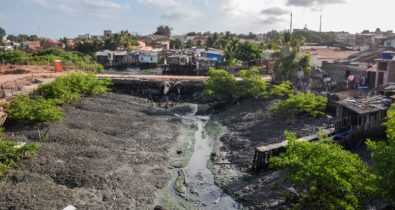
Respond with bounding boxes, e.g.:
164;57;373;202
0;93;179;210
211;99;329;209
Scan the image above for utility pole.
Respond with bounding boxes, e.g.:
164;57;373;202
290;12;293;33
319;9;322;32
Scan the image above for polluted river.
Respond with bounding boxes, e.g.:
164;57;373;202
166;104;241;210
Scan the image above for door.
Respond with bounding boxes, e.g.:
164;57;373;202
377;72;384;87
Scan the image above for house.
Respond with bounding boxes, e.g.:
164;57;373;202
113;51;128;64
140;35;170;50
335;95;390;148
21;41;42;52
303;46;359;67
383;36;395;48
201;49;225;63
41;39;62;49
78;33;91;40
167;55;192;65
139;50;159;64
321;62;368;89
95;50;112;65
104;30;112;37
367;51;395;88
196;57;216;71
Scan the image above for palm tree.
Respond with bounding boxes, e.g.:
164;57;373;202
272;32;311;84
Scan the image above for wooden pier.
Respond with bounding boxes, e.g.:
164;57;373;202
252;128;335;173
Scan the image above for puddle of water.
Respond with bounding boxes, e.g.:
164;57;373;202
169;105;240;210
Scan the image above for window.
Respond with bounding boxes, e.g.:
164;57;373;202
378;62;388;71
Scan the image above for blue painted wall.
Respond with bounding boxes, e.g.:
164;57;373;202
204;53;224;63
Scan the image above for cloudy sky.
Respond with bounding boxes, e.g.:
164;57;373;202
0;0;394;38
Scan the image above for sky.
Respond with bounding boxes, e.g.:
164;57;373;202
0;0;394;39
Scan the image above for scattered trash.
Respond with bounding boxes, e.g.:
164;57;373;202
62;205;76;210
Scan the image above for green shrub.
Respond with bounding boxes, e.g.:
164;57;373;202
37;73;112;105
203;69;239;102
270;131;377;210
0;129;40;176
367;104;395;206
270;81;294;97
239;69;269;99
270;93;327;118
7;95;64;123
0;49;104;72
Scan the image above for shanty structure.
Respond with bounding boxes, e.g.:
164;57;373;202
335;95;390;147
252;128;335;173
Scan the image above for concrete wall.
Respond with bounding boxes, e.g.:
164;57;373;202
322;62;367;84
387;61;395;83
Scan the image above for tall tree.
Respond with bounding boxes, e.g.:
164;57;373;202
367;104;395;207
234;42;263;62
170;39;183;49
154;25;172;37
272;32;312;83
0;27;6;38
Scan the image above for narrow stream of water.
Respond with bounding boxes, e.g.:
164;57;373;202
170;105;240;209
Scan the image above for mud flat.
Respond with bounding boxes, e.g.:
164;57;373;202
0;93;180;210
209;98;330;209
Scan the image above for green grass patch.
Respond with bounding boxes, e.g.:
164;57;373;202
0;129;40;176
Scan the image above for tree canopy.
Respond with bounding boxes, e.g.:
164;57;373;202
272;32;312;83
0;27;5;38
270;132;377;209
367;104;395;207
74;30;138;53
234;41;263;62
154;25;172;37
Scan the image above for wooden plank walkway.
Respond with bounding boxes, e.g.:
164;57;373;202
252;128;335;173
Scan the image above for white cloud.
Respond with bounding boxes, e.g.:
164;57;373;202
287;0;345;7
138;0;202;21
27;0;49;8
161;8;201;20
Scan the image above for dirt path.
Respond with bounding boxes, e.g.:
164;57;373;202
0;93;180;210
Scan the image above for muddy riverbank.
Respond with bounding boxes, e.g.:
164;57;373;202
209;98;330;209
0;93;180;210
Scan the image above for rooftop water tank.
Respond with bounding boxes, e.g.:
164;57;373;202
381;51;395;60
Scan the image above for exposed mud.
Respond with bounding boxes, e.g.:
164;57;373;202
0;93;180;210
210;98;330;209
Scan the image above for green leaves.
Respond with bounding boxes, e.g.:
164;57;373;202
0;129;40;176
270;93;327;118
367;104;395;206
239;69;269;99
37;73;111;105
270;81;294;98
270;132;377;209
273;32;312;83
203;69;239;103
7;73;111;123
203;69;270;103
7;95;64;123
0;49;104;72
234;42;263;62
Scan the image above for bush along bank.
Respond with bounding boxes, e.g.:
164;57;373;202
0;49;105;73
1;73;111;177
203;68;327;118
6;73;112;123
